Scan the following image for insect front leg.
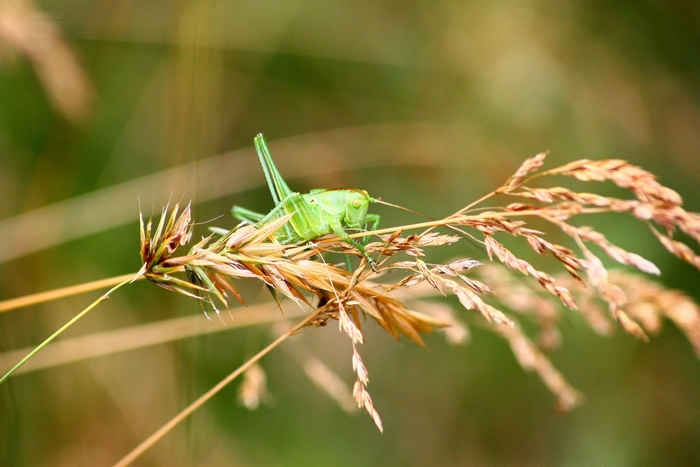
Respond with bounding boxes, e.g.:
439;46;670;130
361;213;380;245
330;221;378;273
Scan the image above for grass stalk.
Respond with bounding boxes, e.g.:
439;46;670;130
112;306;326;467
0;275;135;384
0;273;138;313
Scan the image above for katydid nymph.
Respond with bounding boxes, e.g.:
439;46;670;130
232;133;384;271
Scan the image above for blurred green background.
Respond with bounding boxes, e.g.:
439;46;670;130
1;1;700;465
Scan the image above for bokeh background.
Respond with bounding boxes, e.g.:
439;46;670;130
1;1;700;465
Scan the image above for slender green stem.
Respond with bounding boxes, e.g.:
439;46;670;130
0;276;135;385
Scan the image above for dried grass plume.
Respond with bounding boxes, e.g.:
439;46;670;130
133;152;700;427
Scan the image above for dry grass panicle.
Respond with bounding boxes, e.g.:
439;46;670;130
129;151;700;431
5;150;698;463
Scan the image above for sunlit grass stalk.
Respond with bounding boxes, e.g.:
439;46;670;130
0;273;138;313
0;303;304;377
113;305;326;467
0;275;134;384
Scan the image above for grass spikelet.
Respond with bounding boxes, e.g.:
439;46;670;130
497;152;549;193
238;363;271;410
491;320;584;411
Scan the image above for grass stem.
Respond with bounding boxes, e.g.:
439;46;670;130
112;306;325;467
0;273;138;313
0;275;135;384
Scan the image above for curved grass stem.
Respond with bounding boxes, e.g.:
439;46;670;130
0;275;136;385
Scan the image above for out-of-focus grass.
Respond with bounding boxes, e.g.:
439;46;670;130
1;1;699;465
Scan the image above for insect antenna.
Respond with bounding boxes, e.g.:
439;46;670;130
371;198;435;220
371;197;485;253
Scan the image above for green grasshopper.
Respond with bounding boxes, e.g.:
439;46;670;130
232;133;382;271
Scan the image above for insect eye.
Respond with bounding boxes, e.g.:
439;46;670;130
352;198;361;208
